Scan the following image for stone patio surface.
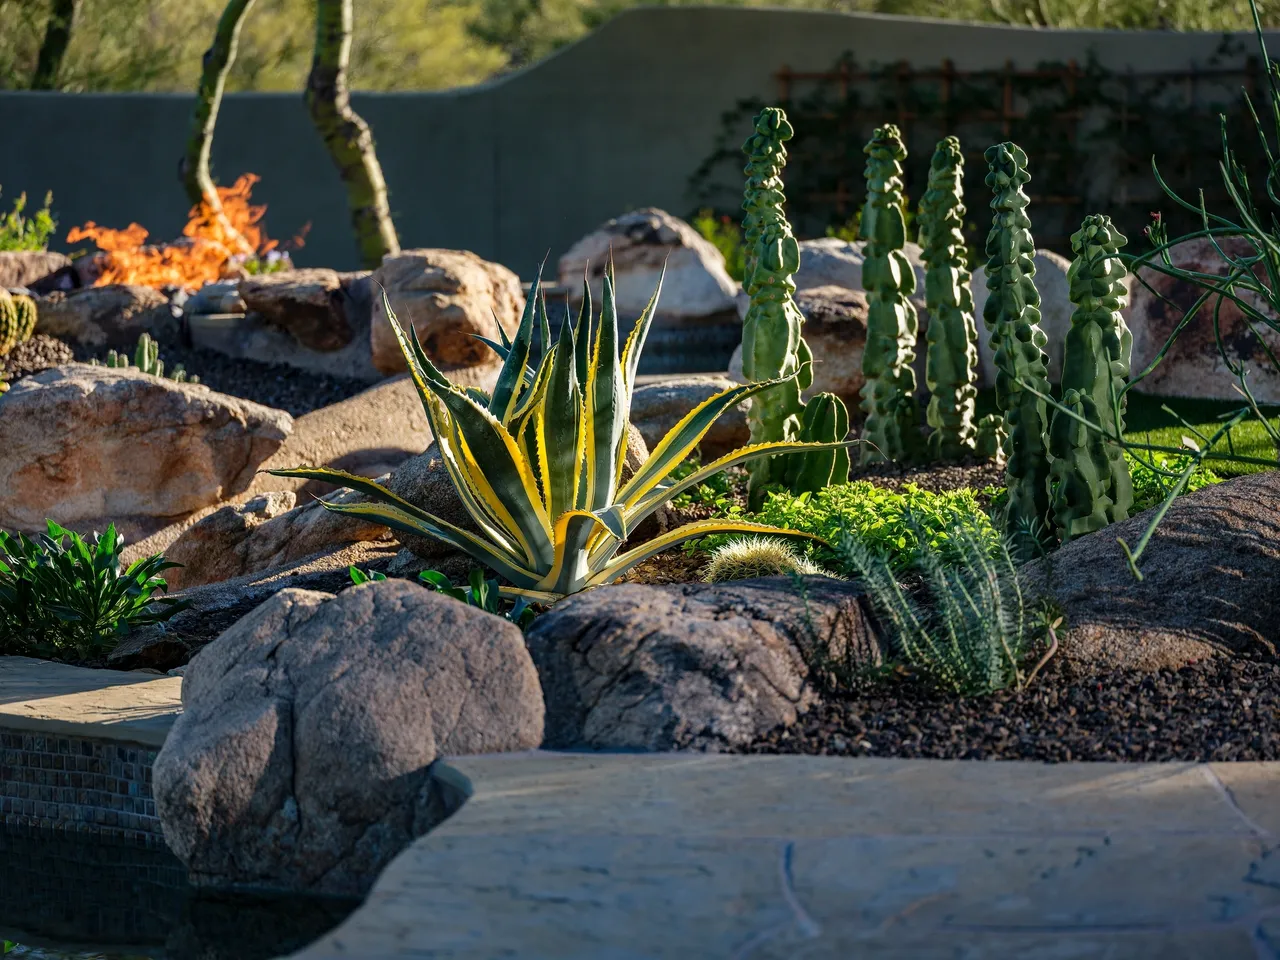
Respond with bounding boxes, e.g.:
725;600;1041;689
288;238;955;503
285;751;1280;960
0;656;181;747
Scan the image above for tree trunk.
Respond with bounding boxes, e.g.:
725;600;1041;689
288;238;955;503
30;0;80;90
306;0;400;269
179;0;258;257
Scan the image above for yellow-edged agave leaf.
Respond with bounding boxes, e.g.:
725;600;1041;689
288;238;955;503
587;520;829;587
489;274;542;424
619;373;816;507
265;467;537;584
536;509;611;595
620;261;665;393
573;276;593;387
537;316;583;522
583;269;628;511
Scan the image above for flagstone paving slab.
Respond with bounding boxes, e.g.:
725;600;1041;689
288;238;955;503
0;655;181;747
286;752;1280;960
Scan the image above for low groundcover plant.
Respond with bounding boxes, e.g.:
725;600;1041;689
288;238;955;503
274;263;855;602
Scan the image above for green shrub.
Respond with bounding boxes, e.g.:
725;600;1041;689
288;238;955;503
690;209;745;282
834;520;1041;695
0;521;188;660
1126;452;1222;512
0;190;56;252
749;481;998;574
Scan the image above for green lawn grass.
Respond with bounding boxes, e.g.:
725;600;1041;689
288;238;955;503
973;389;1280;478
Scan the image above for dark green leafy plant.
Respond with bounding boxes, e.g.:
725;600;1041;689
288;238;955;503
348;564;537;629
1125;451;1222;511
0;521;188;660
0;189;56;252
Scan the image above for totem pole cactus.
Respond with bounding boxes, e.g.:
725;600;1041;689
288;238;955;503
918;136;979;461
740;107;810;507
1048;214;1134;540
785;391;851;493
859;124;920;464
983;142;1053;556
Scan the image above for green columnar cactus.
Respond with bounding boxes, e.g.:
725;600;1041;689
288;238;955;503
784;391;851;493
918;136;979;461
13;294;36;343
859;124;920;464
983;142;1053;555
93;333;199;383
740;107;810;506
1049;214;1134;540
0;291;18;356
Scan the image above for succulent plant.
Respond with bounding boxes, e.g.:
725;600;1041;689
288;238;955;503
13;293;36;343
974;413;1007;466
784;391;851;493
92;332;200;384
271;266;855;602
0;291;19;356
983;142;1052;557
918;136;979;461
859;124;920;464
1049;214;1134;540
740;106;812;507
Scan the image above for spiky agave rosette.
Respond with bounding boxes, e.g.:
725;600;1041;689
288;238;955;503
271;262;857;602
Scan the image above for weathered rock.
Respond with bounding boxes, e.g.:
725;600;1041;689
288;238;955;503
630;375;749;461
249;369;501;499
525;577;876;751
1019;471;1280;671
370;249;524;374
1125;236;1280;401
154;578;544;894
559;208;738;321
184;280;246;316
239;268;364;353
729;286;877;409
163;488;392;592
0;365;292;532
107;624;193;672
35;284;176;348
972;248;1080;385
0;250;71;289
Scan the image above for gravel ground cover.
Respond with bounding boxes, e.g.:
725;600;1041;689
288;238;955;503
742;656;1280;762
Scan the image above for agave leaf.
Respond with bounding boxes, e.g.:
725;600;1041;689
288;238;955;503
537;315;584;522
536;509;611;595
589;520;828;586
574;275;593;388
490;271;542;422
312;498;542;588
620;259;666;394
583;265;628;511
618;372;810;508
497;584;565;604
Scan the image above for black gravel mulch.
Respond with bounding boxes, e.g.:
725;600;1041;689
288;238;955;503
2;334;74;381
742;657;1280;762
848;456;1006;498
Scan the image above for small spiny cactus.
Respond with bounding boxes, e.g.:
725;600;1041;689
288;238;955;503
703;536;829;583
91;333;199;384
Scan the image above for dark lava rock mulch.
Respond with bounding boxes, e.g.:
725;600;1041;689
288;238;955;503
60;338;370;418
743;657;1280;762
849;456;1005;498
2;334;74;381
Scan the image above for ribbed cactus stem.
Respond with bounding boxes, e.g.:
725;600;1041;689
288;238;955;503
983;141;1053;556
859;124;920;464
1049;214;1134;541
918;136;979;461
784;391;851;493
0;291;18;357
740;107;809;507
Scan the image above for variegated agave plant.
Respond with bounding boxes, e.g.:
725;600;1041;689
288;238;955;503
270;264;856;602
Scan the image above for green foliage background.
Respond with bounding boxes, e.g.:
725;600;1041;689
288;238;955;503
0;0;1275;93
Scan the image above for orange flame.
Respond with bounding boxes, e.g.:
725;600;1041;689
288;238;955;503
66;174;286;290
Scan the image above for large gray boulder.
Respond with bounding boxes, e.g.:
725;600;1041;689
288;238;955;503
154;578;544;895
0;250;71;289
1020;471;1280;671
35;283;176;348
0;365;292;533
525;577;876;751
238;268;367;352
559;208;738;322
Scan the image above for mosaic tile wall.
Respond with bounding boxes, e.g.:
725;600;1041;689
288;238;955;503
0;731;163;846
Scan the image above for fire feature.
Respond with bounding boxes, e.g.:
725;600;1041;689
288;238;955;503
66;174;307;291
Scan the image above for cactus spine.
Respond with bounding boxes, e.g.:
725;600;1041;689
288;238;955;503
983;142;1053;556
859;124;920;464
740;107;810;507
785;391;851;493
1049;214;1134;541
918;136;979;461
